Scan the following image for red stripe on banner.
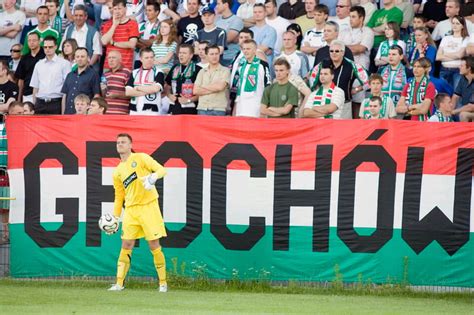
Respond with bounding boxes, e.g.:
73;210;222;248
5;115;474;175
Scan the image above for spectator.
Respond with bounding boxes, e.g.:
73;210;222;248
379;45;408;104
348;6;373;71
287;23;303;49
22;6;61;55
197;40;210;68
30;36;70;114
359;73;397;119
250;4;276;69
436;15;469;89
193;44;230;116
177;0;204;44
9;44;23;71
45;0;62;35
136;2;160;52
0;60;19;113
301;4;329;67
15;32;45;102
231;39;271;117
237;0;259;28
260;58;299;118
101;0;139;71
265;0;290;57
194;7;226;55
396;57;436;121
429;93;454;122
407;27;436;76
88;96;108;114
406;14;427;56
62;4;103;72
19;0;43;43
23;100;35;114
303;60;345;119
366;0;403;73
165;43;202;115
126;48;165;115
73;94;90;115
422;0;447;32
61;47;101;114
309;40;369;119
313;21;354;67
451;56;474;121
356;0;376;26
276;31;310;78
432;0;474;41
0;0;26;61
362;96;384;119
151;19;178;75
277;0;305;21
295;0;317;35
216;0;244;67
375;22;406;68
7;100;24;114
329;0;352;46
61;38;78;68
102;50;131;114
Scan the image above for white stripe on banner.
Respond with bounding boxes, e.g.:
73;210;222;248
7;168;474;231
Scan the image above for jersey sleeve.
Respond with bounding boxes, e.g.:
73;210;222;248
141;153;167;179
112;170;125;218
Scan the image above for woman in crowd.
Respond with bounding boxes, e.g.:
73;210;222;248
396;57;436;121
407;27;436;76
436;15;470;89
375;22;406;68
151;19;178;75
61;38;78;69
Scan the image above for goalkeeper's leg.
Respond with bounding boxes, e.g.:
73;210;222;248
116;240;135;287
149;240;166;286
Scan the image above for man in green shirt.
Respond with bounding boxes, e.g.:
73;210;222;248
260;58;299;118
21;6;61;55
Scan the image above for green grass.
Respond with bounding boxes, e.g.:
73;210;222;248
0;279;472;314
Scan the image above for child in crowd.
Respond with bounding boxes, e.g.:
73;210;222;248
74;94;90;115
429;93;454;122
360;74;397;119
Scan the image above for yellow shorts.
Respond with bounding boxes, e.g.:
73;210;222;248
121;200;167;241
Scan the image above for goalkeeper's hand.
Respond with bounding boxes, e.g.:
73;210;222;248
141;173;158;190
104;216;120;235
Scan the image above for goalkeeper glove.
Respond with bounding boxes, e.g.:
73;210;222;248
141;173;158;190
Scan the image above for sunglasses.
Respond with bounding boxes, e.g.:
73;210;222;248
336;5;348;8
329;50;342;53
10;49;21;53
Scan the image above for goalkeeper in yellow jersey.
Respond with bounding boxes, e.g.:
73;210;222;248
108;133;168;292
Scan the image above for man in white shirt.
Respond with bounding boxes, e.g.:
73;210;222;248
303;61;345;119
432;0;474;41
328;0;352;45
264;0;289;56
301;4;329;67
276;31;310;78
0;0;26;60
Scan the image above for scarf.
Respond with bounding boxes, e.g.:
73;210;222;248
361;94;390;118
312;82;336;119
237;57;260;96
406;76;430;121
171;62;196;81
434;111;453;122
409;42;429;67
406;33;416;56
380;39;398;57
364;113;381;119
381;63;406;100
309;58;369;91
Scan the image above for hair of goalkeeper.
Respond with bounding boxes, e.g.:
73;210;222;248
117;133;133;142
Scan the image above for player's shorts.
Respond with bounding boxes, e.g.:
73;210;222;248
121;200;167;241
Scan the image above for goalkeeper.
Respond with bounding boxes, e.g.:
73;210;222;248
108;133;168;292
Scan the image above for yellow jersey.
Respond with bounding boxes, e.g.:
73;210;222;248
113;152;167;217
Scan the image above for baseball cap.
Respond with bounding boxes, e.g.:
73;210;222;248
201;7;215;15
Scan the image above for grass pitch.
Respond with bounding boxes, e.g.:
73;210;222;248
0;279;472;314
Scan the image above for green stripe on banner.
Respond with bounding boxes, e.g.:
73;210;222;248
10;223;474;287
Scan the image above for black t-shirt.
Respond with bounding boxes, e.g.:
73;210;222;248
177;16;205;44
165;63;202;115
0;80;19;104
14;48;46;96
277;0;305;20
422;0;448;24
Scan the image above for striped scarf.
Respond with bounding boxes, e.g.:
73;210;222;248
309;58;369;91
361;94;390;118
409;43;429;67
312;82;336;119
406;76;430;121
381;63;406;100
434;111;453;122
379;39;399;57
237;57;260;96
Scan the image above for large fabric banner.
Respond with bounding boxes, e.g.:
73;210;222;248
6;116;474;287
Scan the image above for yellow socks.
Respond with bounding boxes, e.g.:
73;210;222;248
151;247;167;285
116;248;132;287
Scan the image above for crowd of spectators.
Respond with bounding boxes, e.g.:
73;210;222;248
0;0;471;121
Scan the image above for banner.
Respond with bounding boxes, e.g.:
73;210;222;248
6;116;474;287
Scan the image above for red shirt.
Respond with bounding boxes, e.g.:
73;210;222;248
401;80;436;121
102;19;139;71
